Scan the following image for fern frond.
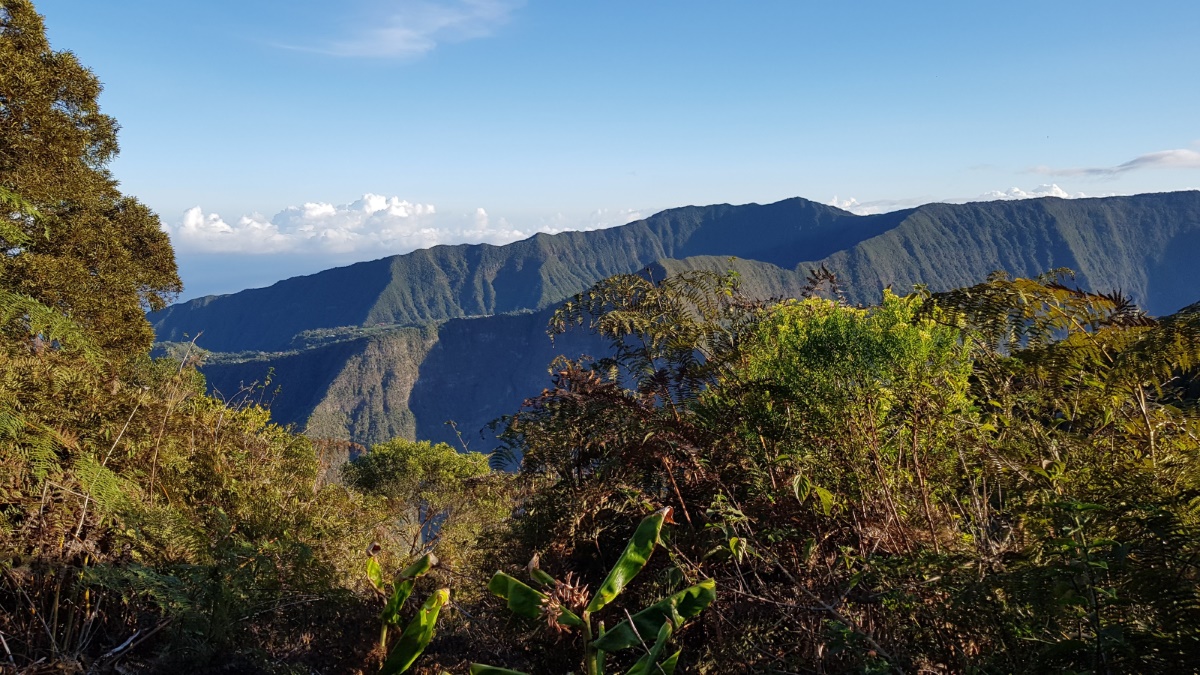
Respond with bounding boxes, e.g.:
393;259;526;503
74;452;133;516
0;290;102;362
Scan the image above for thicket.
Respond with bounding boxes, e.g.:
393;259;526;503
4;1;1200;673
493;269;1200;673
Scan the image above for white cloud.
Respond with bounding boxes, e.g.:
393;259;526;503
166;194;649;256
320;0;523;58
829;195;927;216
1031;149;1200;178
171;194;438;254
972;184;1096;200
830;184;1112;216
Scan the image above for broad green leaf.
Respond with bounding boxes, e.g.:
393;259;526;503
624;622;673;675
791;474;811;502
399;552;438;580
469;665;529;675
380;588;449;675
378;553;437;623
657;651;680;675
381;579;416;625
488;571;547;619
529;567;557;589
593;579;715;652
813;486;835;516
792;476;834;515
487;572;583;627
367;557;387;593
586;507;671;614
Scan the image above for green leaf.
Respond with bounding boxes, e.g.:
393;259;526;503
526;556;558;588
624;621;674;675
487;572;583;627
367;557;387;593
382;579;416;625
593;579;715;652
377;553;437;624
529;567;556;588
792;476;834;516
399;552;438;580
380;588;449;675
488;572;547;619
791;474;812;502
586;507;672;614
469;666;530;675
813;486;835;516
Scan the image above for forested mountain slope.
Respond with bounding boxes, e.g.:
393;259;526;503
808;192;1200;314
164;191;1200;446
152;197;873;352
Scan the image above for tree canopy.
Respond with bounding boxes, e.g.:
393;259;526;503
0;0;180;356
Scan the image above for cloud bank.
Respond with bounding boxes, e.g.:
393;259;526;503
166;194;647;256
830;184;1108;216
321;0;523;58
1032;149;1200;178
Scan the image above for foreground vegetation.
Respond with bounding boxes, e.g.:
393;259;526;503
4;1;1200;672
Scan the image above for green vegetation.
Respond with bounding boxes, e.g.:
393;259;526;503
493;268;1200;672
476;507;716;675
366;553;448;674
4;2;1200;672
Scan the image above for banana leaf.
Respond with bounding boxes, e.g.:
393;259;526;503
367;557;387;593
593;579;715;652
381;553;438;625
399;552;438;580
586;507;671;614
487;571;583;627
380;588;449;674
624;622;673;675
529;566;557;588
381;579;416;625
653;651;680;675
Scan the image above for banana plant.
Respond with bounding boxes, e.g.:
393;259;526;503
367;551;450;674
472;507;716;675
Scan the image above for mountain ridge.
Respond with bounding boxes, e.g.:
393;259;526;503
163;191;1200;448
151;197;893;352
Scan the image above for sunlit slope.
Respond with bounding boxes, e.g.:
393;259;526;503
200;325;437;445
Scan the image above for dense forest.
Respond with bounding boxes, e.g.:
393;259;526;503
3;2;1200;673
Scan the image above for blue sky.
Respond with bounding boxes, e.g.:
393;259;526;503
35;0;1200;299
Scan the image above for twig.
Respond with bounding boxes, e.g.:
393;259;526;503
622;607;654;658
77;398;144;538
87;619;173;674
97;628;140;660
0;629;16;670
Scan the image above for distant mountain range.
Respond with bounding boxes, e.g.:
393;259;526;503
151;191;1200;449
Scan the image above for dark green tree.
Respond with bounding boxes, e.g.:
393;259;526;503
0;0;180;356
